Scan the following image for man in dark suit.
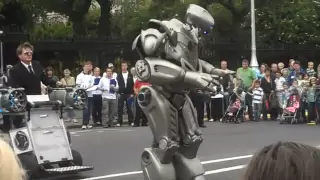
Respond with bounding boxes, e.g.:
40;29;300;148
9;42;44;94
116;61;134;127
3;42;44;132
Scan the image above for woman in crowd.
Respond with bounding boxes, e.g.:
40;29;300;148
261;68;277;120
59;68;78;123
243;141;320;180
60;68;75;87
43;66;60;88
0;139;25;180
275;71;286;117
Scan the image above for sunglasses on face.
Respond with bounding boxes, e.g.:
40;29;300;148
23;52;33;56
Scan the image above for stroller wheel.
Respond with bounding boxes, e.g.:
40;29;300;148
277;119;283;124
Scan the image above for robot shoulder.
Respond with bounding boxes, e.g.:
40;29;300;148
132;19;175;56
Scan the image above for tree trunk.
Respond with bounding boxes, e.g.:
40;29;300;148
97;0;111;39
68;0;92;37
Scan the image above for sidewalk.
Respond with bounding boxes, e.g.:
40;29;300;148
64;110;130;129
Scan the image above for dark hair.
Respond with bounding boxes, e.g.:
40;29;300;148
254;80;260;85
244;142;320;180
121;60;128;65
84;61;92;66
106;67;113;71
275;70;282;74
294;61;300;65
265;67;271;72
242;59;249;64
16;42;34;55
46;66;53;72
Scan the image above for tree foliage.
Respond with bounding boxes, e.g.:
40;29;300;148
243;0;320;44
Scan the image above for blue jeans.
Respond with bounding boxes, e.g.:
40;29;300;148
83;97;93;125
253;103;262;121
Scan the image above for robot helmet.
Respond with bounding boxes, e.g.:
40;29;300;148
185;4;214;33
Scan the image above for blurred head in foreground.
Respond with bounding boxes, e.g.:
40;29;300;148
0;138;25;180
243;141;320;180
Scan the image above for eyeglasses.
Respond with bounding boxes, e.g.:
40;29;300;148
23;52;33;56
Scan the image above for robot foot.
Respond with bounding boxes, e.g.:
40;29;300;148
141;148;176;180
174;152;205;180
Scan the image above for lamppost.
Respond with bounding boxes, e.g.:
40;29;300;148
0;30;5;87
249;0;259;72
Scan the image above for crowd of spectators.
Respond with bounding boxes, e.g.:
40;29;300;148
199;58;320;125
42;60;150;130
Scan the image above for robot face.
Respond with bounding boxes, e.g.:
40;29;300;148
185;4;214;34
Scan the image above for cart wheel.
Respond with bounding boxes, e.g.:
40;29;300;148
18;152;40;178
71;149;83;166
59;149;83;167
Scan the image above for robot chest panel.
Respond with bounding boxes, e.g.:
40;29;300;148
166;39;198;69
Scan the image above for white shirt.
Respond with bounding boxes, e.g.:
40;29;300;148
21;61;34;73
122;71;128;87
92;76;102;95
252;87;264;104
76;72;94;97
98;76;118;100
275;77;286;91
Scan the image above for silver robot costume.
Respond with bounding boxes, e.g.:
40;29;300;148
132;4;234;180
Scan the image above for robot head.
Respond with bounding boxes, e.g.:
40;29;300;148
185;4;214;34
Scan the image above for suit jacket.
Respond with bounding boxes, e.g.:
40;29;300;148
117;72;134;94
9;61;44;95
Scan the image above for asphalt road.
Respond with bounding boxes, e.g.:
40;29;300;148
40;121;320;180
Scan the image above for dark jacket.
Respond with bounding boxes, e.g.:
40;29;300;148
261;76;275;94
117;72;134;94
287;68;306;85
9;61;44;95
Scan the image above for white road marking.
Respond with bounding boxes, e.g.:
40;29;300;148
80;144;320;180
79;154;252;180
70;129;133;135
205;164;246;175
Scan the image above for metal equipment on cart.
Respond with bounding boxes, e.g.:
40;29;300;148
48;87;88;109
5;94;93;178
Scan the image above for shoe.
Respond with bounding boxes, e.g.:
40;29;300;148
81;125;87;130
116;124;121;127
209;119;214;122
133;124;140;127
95;122;101;125
199;124;206;128
65;119;71;122
72;119;78;123
130;123;134;126
86;125;93;129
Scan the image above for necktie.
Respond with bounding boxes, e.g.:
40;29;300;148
28;65;34;74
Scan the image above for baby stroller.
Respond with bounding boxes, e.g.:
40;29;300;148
278;88;302;124
222;88;245;123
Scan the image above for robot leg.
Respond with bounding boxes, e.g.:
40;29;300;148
138;86;180;180
171;94;205;180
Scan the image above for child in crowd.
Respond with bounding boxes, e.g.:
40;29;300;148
306;77;317;123
281;68;289;79
228;97;241;113
306;61;316;77
278;62;284;72
317;64;320;79
250;80;264;121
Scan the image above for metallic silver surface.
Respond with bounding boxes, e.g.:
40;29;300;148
48;87;88;109
0;88;27;112
132;4;232;180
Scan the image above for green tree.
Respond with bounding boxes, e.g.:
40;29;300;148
31;0;92;36
248;0;320;44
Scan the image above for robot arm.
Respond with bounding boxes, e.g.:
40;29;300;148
200;59;235;76
135;57;218;91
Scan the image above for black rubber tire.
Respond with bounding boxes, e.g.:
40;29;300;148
58;149;83;167
71;149;83;166
67;130;71;144
18;152;40;179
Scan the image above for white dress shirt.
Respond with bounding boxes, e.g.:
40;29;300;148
21;61;34;73
122;72;128;87
98;76;118;100
76;72;94;97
